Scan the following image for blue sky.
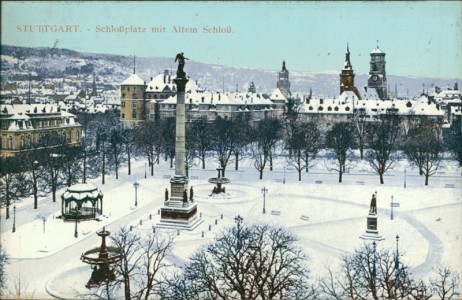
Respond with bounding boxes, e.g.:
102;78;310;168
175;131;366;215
2;1;461;78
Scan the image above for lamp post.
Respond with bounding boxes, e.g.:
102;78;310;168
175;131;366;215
395;235;400;270
404;169;407;188
234;215;243;250
261;187;268;214
133;182;140;207
372;241;377;280
144;162;147;179
33;160;39;210
12;205;16;233
74;209;80;238
391;196;394;220
283;166;286;184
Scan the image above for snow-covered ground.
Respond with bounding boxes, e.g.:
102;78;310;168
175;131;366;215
1;155;461;299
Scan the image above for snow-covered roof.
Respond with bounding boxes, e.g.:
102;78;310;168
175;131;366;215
270;88;287;102
371;47;384;54
161;91;272;107
121;73;145;85
301;95;443;117
62;183;103;202
146;73;197;93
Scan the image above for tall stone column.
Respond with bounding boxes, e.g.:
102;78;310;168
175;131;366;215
169;77;189;200
159;53;202;230
174;77;188;177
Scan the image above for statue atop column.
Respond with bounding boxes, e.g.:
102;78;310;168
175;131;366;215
175;52;189;79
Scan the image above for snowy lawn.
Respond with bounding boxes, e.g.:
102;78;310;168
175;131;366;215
1;155;461;298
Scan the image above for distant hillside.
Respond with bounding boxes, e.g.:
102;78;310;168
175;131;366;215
1;45;460;97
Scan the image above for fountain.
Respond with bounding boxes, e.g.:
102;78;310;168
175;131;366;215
208;167;231;195
80;227;122;288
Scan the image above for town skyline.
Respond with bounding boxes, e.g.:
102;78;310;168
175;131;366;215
1;1;461;79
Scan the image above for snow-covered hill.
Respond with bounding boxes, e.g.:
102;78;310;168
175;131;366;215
1;45;460;97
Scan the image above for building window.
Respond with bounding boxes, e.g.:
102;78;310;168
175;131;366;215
122;93;126;98
121;113;125;119
8;136;13;149
121;102;126;108
68;131;72;142
20;136;24;148
132;103;137;108
133;94;137;99
132;111;137;118
76;131;80;142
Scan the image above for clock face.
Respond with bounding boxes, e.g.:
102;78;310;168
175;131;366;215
372;75;378;82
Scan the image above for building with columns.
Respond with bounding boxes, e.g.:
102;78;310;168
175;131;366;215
0;104;82;158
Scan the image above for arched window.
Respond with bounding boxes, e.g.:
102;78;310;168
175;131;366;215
8;136;13;149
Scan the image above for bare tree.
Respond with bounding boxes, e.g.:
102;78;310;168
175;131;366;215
0;156;24;219
135;121;161;177
20;149;42;209
189;117;212;170
251;118;282;180
133;231;174;300
111;227;175;300
121;127;135;176
231;113;252;171
161;117;176;169
325;122;357;183
430;267;460;300
405;118;443;185
109;125;124;180
366;111;401;184
111;227;141;300
177;220;317;299
210;117;236;176
321;243;421;300
352;107;368;160
445;117;462;170
0;245;8;297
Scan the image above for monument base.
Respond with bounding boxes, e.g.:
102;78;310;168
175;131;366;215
360;232;385;241
158;202;203;231
359;213;384;241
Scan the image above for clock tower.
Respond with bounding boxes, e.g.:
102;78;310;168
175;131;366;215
367;44;388;100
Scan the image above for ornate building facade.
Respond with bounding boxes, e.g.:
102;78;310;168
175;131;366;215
0;104;82;158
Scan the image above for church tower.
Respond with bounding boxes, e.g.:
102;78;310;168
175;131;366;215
120;56;146;126
91;73;98;97
367;43;388;100
276;60;291;98
339;44;361;99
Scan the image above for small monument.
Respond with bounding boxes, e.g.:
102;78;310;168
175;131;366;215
158;53;202;230
80;227;122;288
208;167;230;195
360;193;384;241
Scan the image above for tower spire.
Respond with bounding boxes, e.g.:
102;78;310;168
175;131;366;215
344;43;352;69
133;55;136;74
